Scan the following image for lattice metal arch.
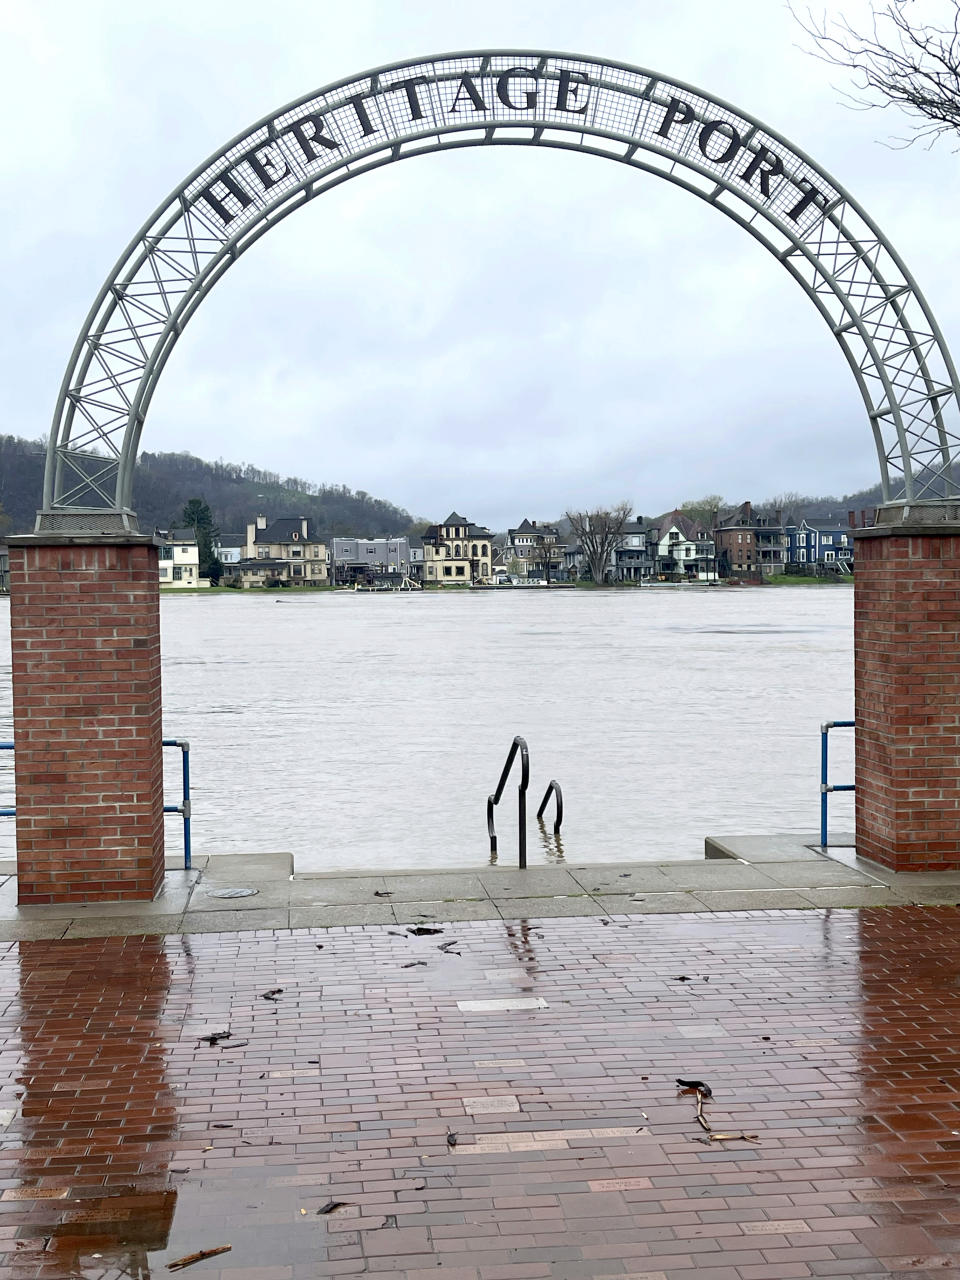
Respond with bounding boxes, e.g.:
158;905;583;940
40;49;960;533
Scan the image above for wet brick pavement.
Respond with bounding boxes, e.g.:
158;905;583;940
2;908;960;1277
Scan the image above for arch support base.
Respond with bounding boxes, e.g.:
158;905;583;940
855;505;960;870
8;535;165;904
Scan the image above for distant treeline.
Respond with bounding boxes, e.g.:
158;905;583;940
0;432;889;540
0;436;414;538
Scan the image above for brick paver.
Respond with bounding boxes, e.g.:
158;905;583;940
1;908;960;1277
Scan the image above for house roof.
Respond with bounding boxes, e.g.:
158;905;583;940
443;511;469;525
217;534;246;548
507;519;560;539
797;518;848;533
254;517;324;544
654;510;709;541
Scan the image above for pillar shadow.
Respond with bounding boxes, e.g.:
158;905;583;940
9;936;177;1278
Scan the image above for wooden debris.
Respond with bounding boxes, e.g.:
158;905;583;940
167;1245;231;1270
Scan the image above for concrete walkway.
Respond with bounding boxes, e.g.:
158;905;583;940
0;833;958;938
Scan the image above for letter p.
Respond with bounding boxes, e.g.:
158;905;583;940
656;96;696;140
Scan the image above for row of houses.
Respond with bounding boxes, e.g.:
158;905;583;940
503;504;854;583
0;503;856;595
152;502;855;589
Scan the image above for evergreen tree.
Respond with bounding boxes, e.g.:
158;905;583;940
180;498;222;582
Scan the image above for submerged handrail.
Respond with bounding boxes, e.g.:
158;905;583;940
0;742;13;818
487;736;529;868
536;780;563;835
0;738;192;867
820;719;855;847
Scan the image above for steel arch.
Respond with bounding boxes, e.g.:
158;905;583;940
40;49;960;532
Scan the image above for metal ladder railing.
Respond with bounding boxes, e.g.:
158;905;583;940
537;780;563;835
487;738;564;868
821;719;854;847
0;738;192;868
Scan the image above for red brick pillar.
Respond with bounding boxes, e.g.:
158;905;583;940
855;507;960;871
8;536;165;903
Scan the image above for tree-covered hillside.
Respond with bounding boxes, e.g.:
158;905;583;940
0;436;413;537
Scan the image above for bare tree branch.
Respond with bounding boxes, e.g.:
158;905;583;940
790;1;960;148
564;502;632;584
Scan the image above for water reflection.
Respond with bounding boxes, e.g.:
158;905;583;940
856;908;960;1197
536;817;566;863
13;938;177;1278
504;921;540;978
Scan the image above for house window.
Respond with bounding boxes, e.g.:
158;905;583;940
799;550;807;562
454;545;461;556
292;565;302;576
456;566;465;576
798;533;806;546
159;567;169;578
737;534;742;543
258;547;269;558
290;548;302;558
159;545;173;560
443;566;453;577
313;546;320;557
173;566;183;581
482;544;488;555
824;551;835;561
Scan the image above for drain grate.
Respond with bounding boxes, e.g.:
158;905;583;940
206;887;259;899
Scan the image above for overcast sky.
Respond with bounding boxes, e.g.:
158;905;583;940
3;1;960;529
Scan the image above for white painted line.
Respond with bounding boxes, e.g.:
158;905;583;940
457;997;548;1012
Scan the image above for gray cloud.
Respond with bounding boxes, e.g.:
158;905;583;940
3;0;959;529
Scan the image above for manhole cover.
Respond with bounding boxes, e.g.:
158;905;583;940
207;887;259;899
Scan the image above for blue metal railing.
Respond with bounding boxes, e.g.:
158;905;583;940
0;742;13;818
0;738;191;868
821;720;855;847
162;739;192;870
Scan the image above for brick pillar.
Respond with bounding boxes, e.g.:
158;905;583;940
855;505;960;871
8;536;165;904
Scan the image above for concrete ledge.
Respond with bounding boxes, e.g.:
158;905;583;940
0;839;953;938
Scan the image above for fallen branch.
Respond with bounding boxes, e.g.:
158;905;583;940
167;1245;231;1270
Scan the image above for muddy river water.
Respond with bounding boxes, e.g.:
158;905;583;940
0;585;854;870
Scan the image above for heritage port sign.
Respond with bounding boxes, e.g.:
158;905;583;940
40;50;960;529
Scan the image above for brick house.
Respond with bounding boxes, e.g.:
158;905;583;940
714;502;786;578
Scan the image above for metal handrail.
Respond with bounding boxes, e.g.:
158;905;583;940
487;736;529;868
536;780;563;834
821;719;855;847
162;739;192;870
0;738;192;868
0;743;13;817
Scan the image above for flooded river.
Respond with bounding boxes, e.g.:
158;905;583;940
0;585;854;869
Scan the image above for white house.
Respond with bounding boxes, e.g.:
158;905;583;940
158;528;205;588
